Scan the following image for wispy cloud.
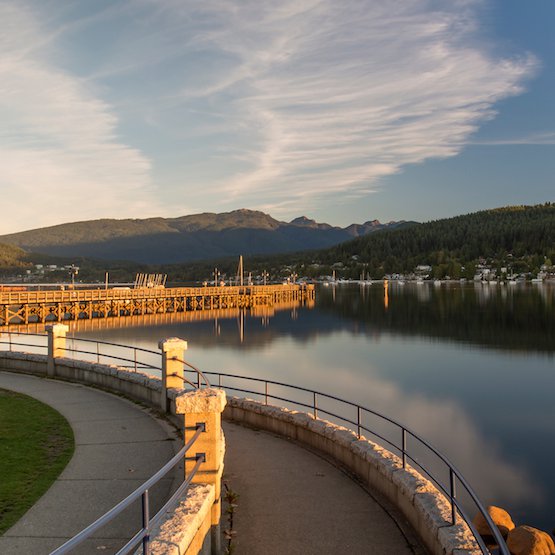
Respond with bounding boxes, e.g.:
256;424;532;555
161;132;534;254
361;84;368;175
471;132;555;146
0;1;540;232
0;2;156;233
155;0;538;216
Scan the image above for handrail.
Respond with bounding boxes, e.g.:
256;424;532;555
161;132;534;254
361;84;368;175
50;424;205;555
0;331;48;354
0;331;508;554
67;336;159;357
174;357;211;388
0;331;201;384
202;369;509;555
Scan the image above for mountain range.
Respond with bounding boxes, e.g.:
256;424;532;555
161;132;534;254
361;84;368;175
0;209;410;264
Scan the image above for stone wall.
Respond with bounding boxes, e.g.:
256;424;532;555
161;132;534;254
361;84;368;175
0;350;218;555
142;484;216;555
0;351;161;405
224;397;482;555
0;349;486;555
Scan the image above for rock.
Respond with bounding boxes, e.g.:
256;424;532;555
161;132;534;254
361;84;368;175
507;525;555;555
473;505;515;538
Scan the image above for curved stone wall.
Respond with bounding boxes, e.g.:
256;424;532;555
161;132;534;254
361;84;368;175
0;351;216;555
224;397;482;555
0;350;484;555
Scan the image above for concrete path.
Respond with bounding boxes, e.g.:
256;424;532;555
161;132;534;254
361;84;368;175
0;370;425;555
0;371;181;555
222;421;425;555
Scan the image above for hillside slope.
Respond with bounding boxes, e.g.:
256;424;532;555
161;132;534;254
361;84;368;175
319;203;555;277
0;209;408;264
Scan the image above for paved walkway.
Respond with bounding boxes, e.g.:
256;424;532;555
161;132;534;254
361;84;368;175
223;421;425;555
0;371;180;555
0;370;425;555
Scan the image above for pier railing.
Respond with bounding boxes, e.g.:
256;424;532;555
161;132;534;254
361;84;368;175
0;331;508;554
0;283;315;326
0;284;313;304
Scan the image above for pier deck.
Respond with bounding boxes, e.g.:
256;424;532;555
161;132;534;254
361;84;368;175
0;284;315;326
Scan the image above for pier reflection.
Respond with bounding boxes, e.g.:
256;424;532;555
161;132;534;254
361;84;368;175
0;298;313;339
5;283;554;354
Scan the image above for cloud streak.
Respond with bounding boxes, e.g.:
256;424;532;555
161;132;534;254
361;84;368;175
471;132;555;146
0;1;540;231
160;0;538;215
0;2;156;233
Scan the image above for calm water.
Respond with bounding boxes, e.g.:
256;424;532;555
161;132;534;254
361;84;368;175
73;282;555;531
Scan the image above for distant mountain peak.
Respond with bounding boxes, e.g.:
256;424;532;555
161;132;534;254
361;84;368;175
289;216;334;231
290;216;317;226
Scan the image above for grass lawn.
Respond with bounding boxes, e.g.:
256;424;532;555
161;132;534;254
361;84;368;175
0;387;74;535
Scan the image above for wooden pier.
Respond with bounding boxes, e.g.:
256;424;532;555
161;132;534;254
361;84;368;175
0;284;315;326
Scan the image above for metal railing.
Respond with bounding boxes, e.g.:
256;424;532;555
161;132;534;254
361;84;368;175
0;331;508;554
198;370;509;555
0;331;47;354
51;425;205;555
64;337;161;374
0;331;209;555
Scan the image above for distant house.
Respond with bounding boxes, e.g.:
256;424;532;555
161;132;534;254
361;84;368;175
415;265;432;278
415;265;432;273
474;268;494;281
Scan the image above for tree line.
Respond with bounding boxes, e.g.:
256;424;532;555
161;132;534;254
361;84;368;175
2;203;554;283
316;203;555;279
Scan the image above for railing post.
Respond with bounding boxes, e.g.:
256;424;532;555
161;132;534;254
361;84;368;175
313;391;318;418
158;338;187;412
450;468;457;525
46;324;69;378
142;490;150;555
402;428;407;468
175;388;226;555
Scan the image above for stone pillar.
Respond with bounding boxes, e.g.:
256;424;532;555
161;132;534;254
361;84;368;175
159;338;188;412
46;324;69;377
175;388;226;555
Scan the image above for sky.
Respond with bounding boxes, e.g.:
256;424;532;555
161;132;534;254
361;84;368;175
1;0;553;233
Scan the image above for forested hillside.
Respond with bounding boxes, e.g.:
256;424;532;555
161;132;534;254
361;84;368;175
320;203;555;278
0;243;32;274
1;204;553;284
0;209;407;264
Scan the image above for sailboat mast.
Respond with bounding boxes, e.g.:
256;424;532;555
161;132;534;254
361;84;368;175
238;255;244;287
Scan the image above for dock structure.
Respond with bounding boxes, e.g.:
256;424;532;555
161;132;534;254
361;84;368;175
0;284;315;326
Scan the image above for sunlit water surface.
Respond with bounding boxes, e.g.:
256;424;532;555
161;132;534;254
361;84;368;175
73;283;555;531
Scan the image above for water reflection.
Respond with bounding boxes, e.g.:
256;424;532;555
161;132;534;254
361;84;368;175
320;282;555;354
270;341;542;513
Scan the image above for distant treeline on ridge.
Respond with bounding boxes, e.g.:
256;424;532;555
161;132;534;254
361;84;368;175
0;203;553;282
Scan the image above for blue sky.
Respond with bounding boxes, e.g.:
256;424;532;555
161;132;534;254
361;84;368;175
1;0;553;233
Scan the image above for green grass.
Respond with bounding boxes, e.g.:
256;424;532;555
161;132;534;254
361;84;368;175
0;387;74;534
